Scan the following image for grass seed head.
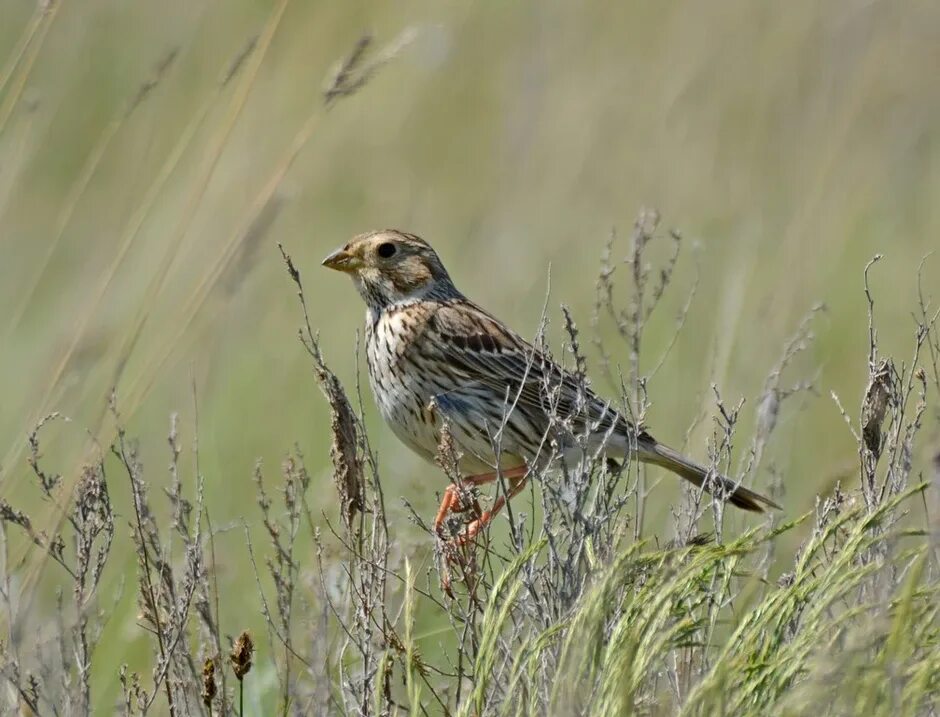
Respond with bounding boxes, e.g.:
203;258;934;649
230;631;254;681
201;657;217;707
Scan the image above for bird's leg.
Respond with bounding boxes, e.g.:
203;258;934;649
435;466;528;597
434;475;492;597
456;467;529;544
433;474;496;535
434;466;529;534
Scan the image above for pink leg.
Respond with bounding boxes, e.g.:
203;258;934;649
433;473;496;535
433;465;529;536
457;469;529;544
435;465;529;596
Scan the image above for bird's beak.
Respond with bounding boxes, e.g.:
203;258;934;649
321;246;360;273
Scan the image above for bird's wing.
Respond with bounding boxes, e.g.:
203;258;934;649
420;301;778;512
423;298;631;441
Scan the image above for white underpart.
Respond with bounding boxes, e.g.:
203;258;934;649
366;307;442;463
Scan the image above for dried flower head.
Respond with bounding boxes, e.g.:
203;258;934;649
230;631;254;681
202;657;217;708
861;358;893;458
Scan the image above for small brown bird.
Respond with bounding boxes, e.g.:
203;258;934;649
323;230;778;540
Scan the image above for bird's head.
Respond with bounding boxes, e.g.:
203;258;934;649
322;230;455;310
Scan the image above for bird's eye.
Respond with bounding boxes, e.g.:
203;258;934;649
376;242;397;259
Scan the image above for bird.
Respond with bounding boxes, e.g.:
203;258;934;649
322;230;779;541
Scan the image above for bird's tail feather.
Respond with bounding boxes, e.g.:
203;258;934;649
641;440;780;513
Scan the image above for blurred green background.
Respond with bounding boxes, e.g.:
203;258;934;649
1;0;938;711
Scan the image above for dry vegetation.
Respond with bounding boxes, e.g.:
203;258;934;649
1;2;939;715
3;216;939;715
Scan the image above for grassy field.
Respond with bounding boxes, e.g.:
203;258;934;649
0;1;938;714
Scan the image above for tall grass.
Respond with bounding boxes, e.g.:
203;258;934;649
3;220;937;714
1;1;939;714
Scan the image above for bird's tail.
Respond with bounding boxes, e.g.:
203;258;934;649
639;440;780;513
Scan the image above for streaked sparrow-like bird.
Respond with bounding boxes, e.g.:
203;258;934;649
322;230;778;540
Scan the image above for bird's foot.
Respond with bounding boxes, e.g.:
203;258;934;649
433;468;529;596
433;482;481;537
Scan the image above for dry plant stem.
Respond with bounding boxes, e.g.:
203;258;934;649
0;3;45;98
852;254;931;520
915;255;940;398
0;0;61;135
107;0;292;378
2;46;180;343
4;31;415;674
122;29;415;433
0;524;42;715
281;244;396;714
114;422;178;717
593;212;685;540
251;453;312;710
0;37;261;576
187;377;228;714
743;303;824;480
0;31;266;614
103;401;210;715
1;413;119;714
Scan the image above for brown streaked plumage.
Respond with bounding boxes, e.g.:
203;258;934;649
322;230;779;539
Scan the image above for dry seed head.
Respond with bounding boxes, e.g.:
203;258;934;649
861;358;893;458
202;657;217;707
0;499;32;530
230;631;254;680
327;381;365;528
433;412;462;482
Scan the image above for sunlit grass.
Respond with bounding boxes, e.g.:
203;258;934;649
0;0;938;713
